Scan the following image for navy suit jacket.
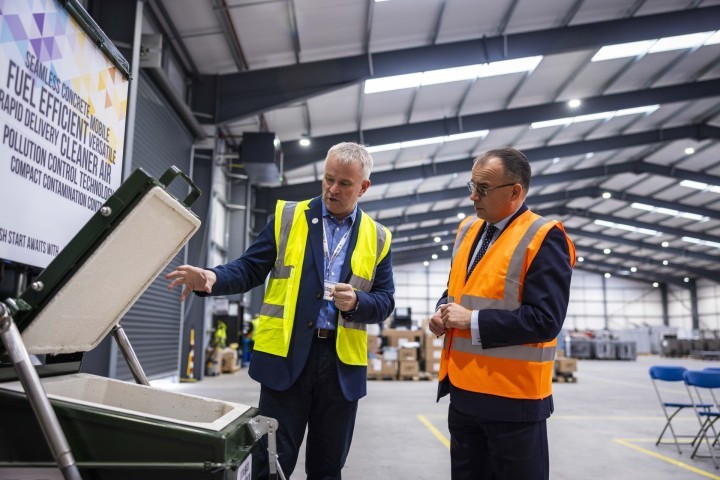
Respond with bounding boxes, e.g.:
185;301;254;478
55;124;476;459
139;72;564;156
205;196;395;402
436;204;574;421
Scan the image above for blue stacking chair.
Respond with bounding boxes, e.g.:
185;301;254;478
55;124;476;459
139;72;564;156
683;370;720;468
649;366;711;453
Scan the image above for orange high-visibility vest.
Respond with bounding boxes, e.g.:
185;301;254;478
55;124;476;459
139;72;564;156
438;210;575;400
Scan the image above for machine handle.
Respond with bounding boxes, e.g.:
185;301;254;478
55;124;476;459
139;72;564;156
158;166;202;207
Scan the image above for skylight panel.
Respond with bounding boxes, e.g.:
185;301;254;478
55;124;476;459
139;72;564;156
594;219;660;236
680;180;720;194
366;129;488;153
364;73;422;94
530;105;658;129
631;202;709;222
649;32;714;53
592;41;654;61
364;56;542;94
682;237;720;250
420;65;479;86
592;31;717;61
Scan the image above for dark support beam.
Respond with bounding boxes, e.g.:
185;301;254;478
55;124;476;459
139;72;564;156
690;279;699;330
280;82;720;169
267;124;720;201
192;6;720;123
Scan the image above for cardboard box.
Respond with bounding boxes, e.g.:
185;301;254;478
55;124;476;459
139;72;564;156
555;357;577;373
383;347;398;361
423;333;444;372
221;347;239;373
398;347;418;362
383;328;423;347
399;360;419;377
367;335;381;353
381;360;398;379
367;357;383;379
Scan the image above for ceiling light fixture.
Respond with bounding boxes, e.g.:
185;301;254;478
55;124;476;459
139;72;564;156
433;237;441;243
441;245;449;251
685;147;695;155
602;192;612;199
604;273;612;278
299;135;311;147
603;248;611;254
364;56;543;94
630;266;637;272
653;282;659;288
568;99;581;108
431;254;438;260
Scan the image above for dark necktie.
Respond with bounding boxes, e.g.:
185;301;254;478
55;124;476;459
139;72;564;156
467;224;497;279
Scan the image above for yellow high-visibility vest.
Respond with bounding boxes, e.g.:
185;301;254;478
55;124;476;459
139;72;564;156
254;199;391;365
439;210;575;399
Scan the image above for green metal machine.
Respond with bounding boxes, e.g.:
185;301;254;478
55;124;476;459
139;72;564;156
0;167;283;480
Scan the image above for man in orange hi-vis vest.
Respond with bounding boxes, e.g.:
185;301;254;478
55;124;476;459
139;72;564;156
429;147;575;480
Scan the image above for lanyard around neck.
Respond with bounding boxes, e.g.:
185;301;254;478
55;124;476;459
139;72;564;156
322;218;352;277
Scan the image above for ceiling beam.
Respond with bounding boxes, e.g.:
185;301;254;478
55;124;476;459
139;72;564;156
390;231;704;287
265;124;720;200
192;6;720;123
279;81;720;168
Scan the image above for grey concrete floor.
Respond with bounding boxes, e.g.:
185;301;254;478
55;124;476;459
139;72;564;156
170;355;720;480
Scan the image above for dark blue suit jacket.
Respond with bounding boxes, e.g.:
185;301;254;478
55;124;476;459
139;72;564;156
436;204;574;421
205;196;395;402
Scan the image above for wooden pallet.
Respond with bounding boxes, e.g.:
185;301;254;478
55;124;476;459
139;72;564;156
553;373;577;383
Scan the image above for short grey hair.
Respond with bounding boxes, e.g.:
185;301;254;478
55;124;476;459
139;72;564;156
325;142;374;180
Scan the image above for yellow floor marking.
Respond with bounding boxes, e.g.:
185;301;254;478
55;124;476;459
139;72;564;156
614;438;720;479
418;414;450;449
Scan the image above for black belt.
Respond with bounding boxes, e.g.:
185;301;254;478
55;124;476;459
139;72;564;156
316;328;336;339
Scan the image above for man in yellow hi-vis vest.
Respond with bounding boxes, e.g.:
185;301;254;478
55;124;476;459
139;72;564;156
428;147;575;480
167;142;394;479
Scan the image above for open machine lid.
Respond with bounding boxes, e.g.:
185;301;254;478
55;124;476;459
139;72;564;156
1;167;201;357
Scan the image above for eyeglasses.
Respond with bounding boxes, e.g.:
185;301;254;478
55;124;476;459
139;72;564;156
466;181;516;197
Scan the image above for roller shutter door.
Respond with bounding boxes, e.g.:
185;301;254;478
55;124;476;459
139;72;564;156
114;71;193;380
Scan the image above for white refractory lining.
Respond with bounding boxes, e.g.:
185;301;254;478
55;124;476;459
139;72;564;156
0;373;252;431
21;186;201;355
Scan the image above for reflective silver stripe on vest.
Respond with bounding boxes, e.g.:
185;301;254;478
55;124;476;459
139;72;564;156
339;319;367;332
458;216;549;312
451;216;555;362
349;274;373;292
341;217;388;332
452;336;556;362
260;303;284;318
452;219;479;263
271;201;297;279
347;216;389;293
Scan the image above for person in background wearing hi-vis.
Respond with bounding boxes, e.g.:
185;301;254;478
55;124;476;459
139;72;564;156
429;147;576;480
166;142;394;480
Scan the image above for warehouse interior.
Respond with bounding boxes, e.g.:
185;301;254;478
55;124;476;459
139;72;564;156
2;0;720;478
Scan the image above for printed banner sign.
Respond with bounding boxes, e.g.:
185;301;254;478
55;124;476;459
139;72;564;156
0;0;128;268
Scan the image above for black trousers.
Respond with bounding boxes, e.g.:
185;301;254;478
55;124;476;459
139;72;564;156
256;335;358;480
448;403;549;480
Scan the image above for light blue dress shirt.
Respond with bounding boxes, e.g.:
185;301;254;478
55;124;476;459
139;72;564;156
316;203;357;330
